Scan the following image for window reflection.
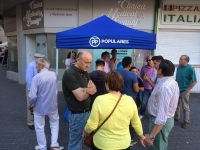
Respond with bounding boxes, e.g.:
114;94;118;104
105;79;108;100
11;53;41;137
46;34;77;80
8;37;18;72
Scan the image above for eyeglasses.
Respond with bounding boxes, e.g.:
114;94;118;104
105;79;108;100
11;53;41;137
146;59;151;62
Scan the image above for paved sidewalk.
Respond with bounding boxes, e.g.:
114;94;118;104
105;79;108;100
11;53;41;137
0;66;199;150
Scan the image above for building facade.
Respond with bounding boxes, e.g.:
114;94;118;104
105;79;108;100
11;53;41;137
156;0;200;92
3;0;156;91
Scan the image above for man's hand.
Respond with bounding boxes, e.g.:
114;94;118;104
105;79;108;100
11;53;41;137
185;89;190;95
82;130;88;138
143;74;155;88
185;82;196;95
28;106;33;112
87;80;94;88
138;135;146;147
144;74;151;82
86;80;97;95
144;134;154;147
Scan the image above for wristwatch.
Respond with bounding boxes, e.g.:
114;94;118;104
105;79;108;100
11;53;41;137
150;135;155;141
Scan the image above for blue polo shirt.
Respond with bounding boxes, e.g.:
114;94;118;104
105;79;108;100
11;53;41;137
119;70;138;99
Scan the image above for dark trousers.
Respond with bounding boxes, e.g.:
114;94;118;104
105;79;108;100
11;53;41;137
140;89;152;116
129;123;134;139
91;138;130;150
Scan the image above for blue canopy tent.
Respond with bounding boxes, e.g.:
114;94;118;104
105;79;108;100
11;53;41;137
55;15;156;74
56;16;156;121
56;15;156;49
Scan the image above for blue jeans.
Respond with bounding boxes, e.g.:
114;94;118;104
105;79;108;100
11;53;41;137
68;112;90;150
140;89;152;116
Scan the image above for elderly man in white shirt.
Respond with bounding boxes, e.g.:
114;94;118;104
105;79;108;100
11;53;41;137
26;53;45;130
101;51;110;73
145;59;179;150
28;58;63;150
109;49;120;71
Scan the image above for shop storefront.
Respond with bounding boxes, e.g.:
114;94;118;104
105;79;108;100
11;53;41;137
3;7;19;81
156;0;200;92
4;0;156;91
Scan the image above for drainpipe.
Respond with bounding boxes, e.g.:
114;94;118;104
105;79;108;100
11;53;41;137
152;0;160;56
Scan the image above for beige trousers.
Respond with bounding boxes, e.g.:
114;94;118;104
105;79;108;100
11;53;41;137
26;87;34;126
175;91;190;123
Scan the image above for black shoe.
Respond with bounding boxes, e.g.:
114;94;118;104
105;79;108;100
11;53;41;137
28;125;35;130
174;118;179;121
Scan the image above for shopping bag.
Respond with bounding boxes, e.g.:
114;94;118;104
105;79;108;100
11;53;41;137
64;105;70;122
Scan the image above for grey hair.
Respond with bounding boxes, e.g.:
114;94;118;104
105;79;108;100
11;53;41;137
37;58;50;69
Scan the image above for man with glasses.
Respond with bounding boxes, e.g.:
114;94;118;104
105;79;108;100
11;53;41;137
143;55;164;88
139;55;155;119
62;51;96;150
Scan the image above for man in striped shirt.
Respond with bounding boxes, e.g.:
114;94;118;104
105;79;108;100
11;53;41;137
145;59;179;150
29;58;64;150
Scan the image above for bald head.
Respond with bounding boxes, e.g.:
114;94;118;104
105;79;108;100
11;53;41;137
77;50;92;59
76;50;92;71
146;55;152;60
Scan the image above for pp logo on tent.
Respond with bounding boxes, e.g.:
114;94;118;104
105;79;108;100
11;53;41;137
89;36;100;47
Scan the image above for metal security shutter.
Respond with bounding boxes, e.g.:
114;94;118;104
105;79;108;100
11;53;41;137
155;29;200;65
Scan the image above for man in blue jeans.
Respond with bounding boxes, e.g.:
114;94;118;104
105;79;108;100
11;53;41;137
62;51;96;150
139;55;155;119
119;56;139;146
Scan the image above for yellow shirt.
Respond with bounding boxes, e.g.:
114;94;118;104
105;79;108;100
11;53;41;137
84;93;143;150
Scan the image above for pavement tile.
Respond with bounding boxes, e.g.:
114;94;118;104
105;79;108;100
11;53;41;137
0;144;5;149
0;135;11;140
4;143;18;148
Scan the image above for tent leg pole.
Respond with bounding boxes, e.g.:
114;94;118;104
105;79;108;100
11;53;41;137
56;48;59;75
56;48;59;91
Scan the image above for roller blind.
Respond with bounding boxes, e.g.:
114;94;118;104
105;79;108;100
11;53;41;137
155;29;200;65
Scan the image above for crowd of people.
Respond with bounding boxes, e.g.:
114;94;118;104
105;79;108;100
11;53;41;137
26;49;197;150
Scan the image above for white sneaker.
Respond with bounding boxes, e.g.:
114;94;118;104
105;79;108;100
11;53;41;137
35;146;40;150
139;115;144;119
50;146;64;150
60;146;64;150
130;139;138;146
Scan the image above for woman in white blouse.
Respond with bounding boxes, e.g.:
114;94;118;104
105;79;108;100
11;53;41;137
65;51;76;69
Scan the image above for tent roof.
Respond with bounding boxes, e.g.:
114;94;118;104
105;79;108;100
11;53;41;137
56;15;156;50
